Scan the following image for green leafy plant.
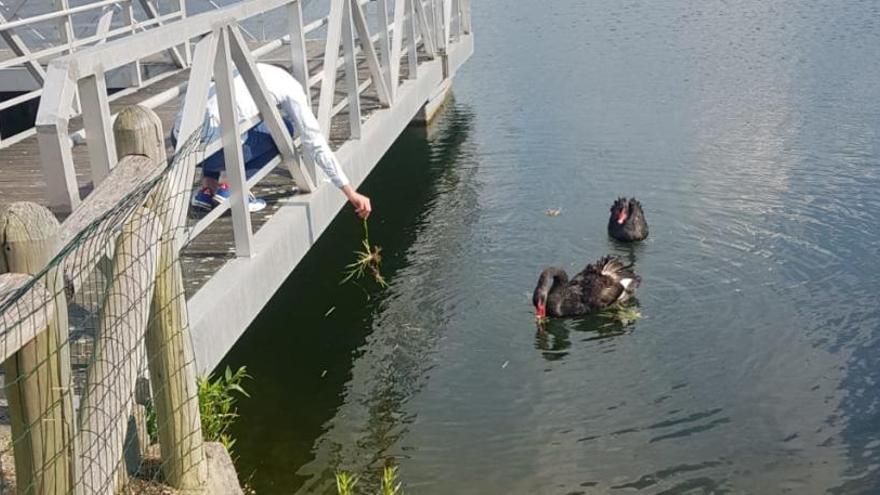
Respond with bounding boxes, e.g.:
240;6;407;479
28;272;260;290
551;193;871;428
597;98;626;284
334;465;403;495
198;365;251;452
341;219;387;288
380;465;402;495
335;472;359;495
145;402;158;445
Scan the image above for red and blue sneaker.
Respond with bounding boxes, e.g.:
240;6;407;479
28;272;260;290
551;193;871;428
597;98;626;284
190;187;216;211
213;183;267;213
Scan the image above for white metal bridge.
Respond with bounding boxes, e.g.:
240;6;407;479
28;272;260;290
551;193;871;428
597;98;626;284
0;0;473;372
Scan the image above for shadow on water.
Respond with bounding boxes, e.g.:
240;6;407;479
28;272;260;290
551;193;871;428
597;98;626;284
219;101;476;494
534;304;639;362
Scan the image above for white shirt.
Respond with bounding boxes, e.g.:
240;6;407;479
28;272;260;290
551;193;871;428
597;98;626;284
172;63;349;188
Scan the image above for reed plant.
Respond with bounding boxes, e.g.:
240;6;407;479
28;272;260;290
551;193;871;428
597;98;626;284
341;219;387;288
334;465;403;495
198;365;251;452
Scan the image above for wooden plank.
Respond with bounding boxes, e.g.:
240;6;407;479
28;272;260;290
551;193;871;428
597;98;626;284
60;155;164;294
0;273;53;363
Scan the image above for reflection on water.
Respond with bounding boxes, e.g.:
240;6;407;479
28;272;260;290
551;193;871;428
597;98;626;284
223;0;880;493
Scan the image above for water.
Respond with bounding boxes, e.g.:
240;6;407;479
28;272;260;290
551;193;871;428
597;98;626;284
222;0;880;493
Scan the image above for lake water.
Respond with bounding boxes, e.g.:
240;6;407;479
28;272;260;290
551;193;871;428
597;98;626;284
222;0;880;493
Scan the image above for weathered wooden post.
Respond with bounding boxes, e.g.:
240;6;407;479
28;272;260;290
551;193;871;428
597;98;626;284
77;207;161;494
114;105;208;491
0;202;74;495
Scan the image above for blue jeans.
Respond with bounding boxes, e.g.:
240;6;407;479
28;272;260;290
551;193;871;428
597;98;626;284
173;119;295;181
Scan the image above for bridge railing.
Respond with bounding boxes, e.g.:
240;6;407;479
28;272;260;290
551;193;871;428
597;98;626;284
0;0;191;147
36;0;470;257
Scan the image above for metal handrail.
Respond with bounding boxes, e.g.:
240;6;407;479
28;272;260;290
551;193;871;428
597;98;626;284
0;0;190;147
1;0;132;31
0;11;183;71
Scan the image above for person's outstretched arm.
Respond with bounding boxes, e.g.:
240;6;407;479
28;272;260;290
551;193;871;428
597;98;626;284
277;74;372;219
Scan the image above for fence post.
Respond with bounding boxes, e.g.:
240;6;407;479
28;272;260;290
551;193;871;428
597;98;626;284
0;202;74;495
77;207;161;494
113;105;208;491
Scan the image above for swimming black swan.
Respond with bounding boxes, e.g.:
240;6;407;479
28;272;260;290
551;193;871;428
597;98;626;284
608;197;648;242
533;256;640;319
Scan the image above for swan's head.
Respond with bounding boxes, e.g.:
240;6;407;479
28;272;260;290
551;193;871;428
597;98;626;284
610;197;630;225
534;268;563;320
611;197;644;225
532;286;547;319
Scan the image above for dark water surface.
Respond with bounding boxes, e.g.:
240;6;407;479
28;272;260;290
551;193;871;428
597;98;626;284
223;0;880;493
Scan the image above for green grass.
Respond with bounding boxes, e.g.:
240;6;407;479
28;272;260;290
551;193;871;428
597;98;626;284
198;365;251;452
341;219;388;289
334;465;403;495
335;472;359;495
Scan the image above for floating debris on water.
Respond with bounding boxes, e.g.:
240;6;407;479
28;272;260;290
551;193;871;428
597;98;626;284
545;208;562;217
600;307;643;327
502;360;509;369
321;370;327;378
324;306;336;317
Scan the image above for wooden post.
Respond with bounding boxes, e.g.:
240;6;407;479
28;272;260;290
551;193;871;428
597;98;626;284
114;104;167;470
77;208;161;495
0;202;74;495
114;105;208;491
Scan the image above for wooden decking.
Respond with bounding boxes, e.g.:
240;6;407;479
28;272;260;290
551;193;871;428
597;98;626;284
0;39;418;299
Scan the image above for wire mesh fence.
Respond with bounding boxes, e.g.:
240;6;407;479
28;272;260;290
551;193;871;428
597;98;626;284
0;105;215;494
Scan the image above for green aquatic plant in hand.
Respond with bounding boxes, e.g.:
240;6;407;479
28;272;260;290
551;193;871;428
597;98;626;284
341;218;388;288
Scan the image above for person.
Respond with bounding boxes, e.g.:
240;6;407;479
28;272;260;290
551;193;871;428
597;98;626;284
171;63;372;218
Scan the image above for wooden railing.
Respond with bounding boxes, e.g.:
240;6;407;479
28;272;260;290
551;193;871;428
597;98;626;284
0;105;206;494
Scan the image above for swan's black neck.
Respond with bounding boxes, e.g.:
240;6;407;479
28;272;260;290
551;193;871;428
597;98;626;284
536;268;568;296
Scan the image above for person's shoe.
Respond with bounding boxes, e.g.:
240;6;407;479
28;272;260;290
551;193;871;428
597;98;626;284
213;183;267;213
191;187;216;211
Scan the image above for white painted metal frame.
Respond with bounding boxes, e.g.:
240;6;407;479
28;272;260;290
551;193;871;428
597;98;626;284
36;0;469;259
0;0;190;146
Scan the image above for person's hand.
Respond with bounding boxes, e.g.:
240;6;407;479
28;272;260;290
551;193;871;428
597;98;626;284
342;185;372;219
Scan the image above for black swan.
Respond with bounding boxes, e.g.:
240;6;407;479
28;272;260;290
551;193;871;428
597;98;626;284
608;197;648;242
533;256;640;319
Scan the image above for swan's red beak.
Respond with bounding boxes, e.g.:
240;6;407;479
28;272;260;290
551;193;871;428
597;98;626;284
535;303;546;319
616;210;628;224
